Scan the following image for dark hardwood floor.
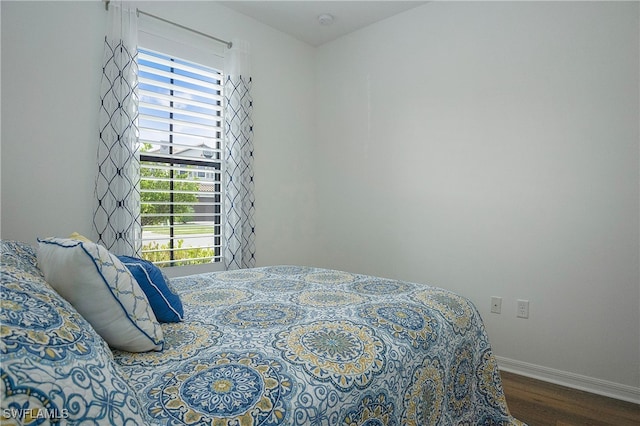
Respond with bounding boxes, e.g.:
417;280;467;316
500;371;640;426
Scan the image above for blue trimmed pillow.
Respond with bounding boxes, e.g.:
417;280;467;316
118;256;184;323
36;237;164;352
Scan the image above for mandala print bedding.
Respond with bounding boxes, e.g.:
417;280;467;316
1;241;147;424
113;266;525;425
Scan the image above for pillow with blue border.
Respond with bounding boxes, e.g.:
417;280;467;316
37;237;164;352
118;256;184;323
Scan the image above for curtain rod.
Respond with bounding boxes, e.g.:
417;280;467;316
104;1;232;49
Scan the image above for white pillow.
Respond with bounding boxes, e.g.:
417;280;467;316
37;237;164;352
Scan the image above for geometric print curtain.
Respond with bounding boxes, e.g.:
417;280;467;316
224;40;255;270
223;75;255;270
93;2;141;257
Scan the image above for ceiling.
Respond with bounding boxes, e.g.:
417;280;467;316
219;1;428;47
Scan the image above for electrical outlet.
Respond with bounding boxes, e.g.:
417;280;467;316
517;299;529;319
490;297;502;314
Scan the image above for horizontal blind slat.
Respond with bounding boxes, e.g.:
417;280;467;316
139;77;223;102
140;115;221;133
140;102;222;122
139;92;222;112
139;130;222;146
139;68;222;93
139;51;223;79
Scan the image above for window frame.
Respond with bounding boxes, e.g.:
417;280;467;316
137;22;226;271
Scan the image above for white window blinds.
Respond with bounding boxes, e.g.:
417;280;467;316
138;47;224;267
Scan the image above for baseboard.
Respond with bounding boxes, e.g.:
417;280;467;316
496;356;640;404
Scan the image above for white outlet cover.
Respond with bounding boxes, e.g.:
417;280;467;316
517;299;529;318
491;296;502;314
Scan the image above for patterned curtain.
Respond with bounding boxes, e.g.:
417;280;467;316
224;40;255;270
93;2;141;256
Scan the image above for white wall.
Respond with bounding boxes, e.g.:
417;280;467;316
2;1;105;242
314;1;639;396
1;0;318;267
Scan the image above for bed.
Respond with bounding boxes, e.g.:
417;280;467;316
1;240;525;425
113;265;524;425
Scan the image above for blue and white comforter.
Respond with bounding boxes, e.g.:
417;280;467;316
113;266;525;425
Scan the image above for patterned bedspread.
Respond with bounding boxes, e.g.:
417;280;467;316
113;266;524;425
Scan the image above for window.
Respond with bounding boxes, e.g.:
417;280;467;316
137;48;224;267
